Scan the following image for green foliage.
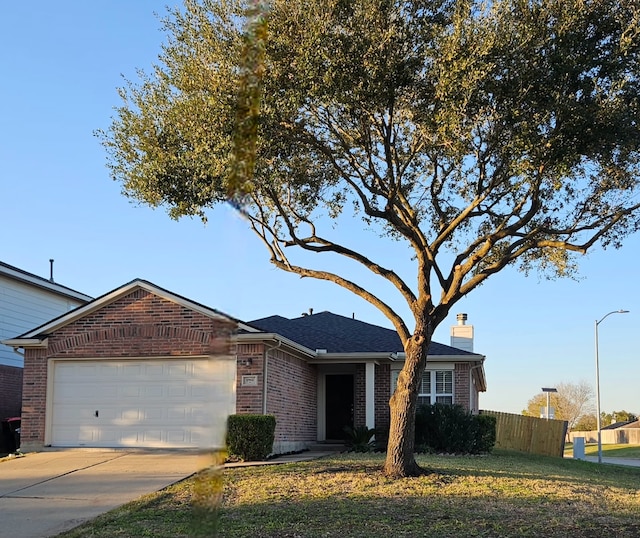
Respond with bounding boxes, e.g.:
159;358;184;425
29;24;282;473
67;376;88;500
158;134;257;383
226;414;275;461
572;414;597;431
229;0;269;197
475;413;497;453
415;403;496;454
602;410;638;424
101;0;640;475
101;0;640;302
343;425;377;453
524;381;595;429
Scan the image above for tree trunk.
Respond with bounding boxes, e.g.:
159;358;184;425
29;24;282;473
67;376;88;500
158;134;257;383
383;332;430;478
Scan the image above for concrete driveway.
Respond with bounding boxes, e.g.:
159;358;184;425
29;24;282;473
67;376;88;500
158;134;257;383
0;449;208;538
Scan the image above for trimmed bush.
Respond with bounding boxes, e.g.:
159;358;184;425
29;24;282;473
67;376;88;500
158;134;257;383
415;403;496;454
475;413;497;453
226;414;276;461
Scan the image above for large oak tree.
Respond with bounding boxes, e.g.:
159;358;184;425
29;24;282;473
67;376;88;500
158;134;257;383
100;0;640;477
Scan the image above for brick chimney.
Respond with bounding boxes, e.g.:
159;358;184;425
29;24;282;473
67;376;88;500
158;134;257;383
450;313;474;352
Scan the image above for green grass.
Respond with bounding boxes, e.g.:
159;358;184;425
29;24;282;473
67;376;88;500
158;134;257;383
57;450;640;538
564;443;640;458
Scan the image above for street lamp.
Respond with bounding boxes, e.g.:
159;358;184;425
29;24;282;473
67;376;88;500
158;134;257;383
541;387;557;420
595;309;629;463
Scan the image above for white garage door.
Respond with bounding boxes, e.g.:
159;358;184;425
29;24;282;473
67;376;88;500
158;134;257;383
50;358;236;448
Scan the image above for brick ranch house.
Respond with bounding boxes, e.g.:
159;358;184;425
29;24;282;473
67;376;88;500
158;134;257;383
3;279;487;454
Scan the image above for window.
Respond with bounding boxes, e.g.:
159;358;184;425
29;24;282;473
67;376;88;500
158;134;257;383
392;369;454;405
419;370;453;405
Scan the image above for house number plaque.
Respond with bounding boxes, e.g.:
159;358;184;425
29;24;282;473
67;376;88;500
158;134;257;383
241;375;259;387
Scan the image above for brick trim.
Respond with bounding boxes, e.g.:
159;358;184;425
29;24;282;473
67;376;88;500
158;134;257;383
48;324;216;355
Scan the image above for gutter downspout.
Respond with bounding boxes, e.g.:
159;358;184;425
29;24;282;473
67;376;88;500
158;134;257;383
263;340;282;414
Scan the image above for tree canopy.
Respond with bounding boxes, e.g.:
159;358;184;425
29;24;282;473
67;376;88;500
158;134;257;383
602;410;638;425
523;381;595;429
100;0;640;477
571;410;637;431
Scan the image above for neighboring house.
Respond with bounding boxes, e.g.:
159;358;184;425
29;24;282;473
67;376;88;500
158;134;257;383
569;420;640;444
0;261;92;419
2;279;487;454
601;420;639;430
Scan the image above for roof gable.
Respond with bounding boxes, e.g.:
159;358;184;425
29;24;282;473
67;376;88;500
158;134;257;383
6;279;247;343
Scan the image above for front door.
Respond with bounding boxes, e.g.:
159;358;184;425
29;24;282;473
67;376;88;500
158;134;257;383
325;374;354;440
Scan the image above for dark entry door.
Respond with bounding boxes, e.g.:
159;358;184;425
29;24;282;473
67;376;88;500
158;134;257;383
325;374;354;440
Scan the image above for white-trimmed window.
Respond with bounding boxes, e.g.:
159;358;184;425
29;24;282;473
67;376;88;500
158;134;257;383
392;369;454;405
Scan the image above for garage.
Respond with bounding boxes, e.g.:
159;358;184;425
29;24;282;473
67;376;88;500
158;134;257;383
49;357;235;448
4;279;242;452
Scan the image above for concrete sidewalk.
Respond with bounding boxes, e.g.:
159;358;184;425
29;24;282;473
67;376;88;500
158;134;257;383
0;450;208;538
577;455;640;467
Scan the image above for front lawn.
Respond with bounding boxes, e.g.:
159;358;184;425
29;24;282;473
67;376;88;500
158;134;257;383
57;450;640;538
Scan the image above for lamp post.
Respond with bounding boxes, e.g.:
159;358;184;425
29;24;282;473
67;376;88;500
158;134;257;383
595;309;629;463
541;387;557;420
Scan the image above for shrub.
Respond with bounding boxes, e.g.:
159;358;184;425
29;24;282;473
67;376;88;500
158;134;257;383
343;425;377;452
415;403;496;454
226;414;276;461
475;413;497;453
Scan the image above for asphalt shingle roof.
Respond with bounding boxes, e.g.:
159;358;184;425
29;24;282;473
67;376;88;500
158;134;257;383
245;311;475;355
602;420;640;430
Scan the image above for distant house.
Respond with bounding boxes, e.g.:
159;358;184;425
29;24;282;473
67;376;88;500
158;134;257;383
569;420;640;444
601;420;639;430
0;261;92;418
3;279;486;454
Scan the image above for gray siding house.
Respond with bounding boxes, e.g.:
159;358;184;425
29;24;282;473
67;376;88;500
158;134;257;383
0;261;91;418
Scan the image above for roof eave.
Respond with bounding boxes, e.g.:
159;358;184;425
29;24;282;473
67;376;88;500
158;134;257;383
0;262;92;302
426;353;486;362
471;356;488;392
308;352;397;364
1;338;48;349
236;332;317;358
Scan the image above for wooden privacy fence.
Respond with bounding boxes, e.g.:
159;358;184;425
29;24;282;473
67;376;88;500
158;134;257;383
481;410;568;457
568;429;640;444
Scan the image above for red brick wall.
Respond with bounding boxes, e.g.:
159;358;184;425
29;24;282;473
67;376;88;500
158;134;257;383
236;343;264;414
20;289;235;451
236;343;317;453
455;363;470;410
352;363;391;432
375;363;391;430
354;364;365;427
21;348;49;448
43;289;234;358
0;364;23;419
265;348;316;453
352;363;392;431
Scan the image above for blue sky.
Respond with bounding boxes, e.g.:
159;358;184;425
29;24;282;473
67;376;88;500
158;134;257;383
1;1;638;416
